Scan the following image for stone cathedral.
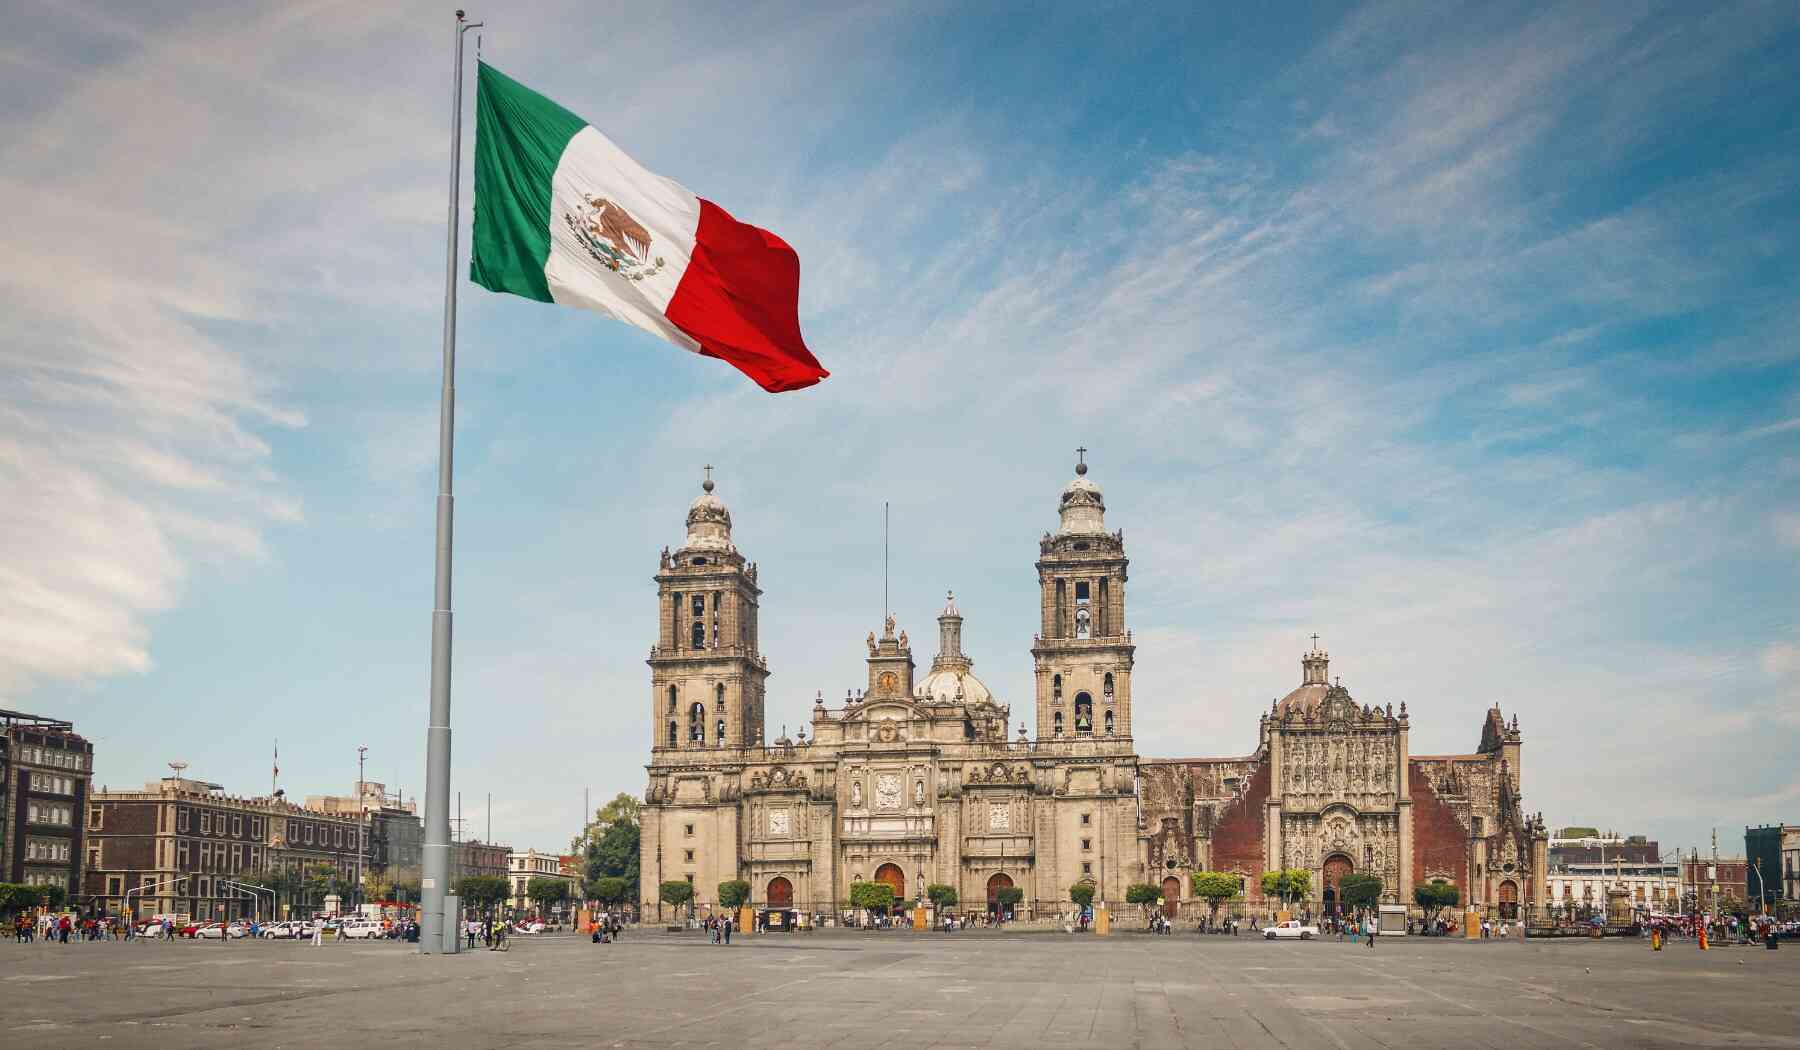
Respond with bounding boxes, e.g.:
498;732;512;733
639;461;1549;921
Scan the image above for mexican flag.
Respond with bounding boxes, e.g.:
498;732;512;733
470;63;828;393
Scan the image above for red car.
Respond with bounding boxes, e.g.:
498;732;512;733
175;921;208;938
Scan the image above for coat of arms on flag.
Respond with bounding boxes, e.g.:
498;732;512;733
563;196;666;280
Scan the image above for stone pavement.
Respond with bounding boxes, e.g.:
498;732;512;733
1;928;1797;1048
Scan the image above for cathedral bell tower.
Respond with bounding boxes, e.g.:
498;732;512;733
649;470;769;753
1031;452;1135;742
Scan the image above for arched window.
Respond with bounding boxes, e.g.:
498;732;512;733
1103;673;1114;700
1074;607;1090;639
1053;711;1064;735
688;702;705;742
1103;709;1114;734
667;722;677;748
1073;693;1093;733
716;718;726;744
692;621;705;648
1052;674;1062;702
716;683;726;708
667;685;677;713
1054;579;1066;637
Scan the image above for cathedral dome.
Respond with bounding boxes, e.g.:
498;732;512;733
1275;645;1333;716
683;473;734;551
919;666;994;706
1056;455;1107;535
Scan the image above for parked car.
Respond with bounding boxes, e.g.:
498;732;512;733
175;921;207;938
338;920;386;940
197;922;250;939
1263;920;1320;940
261;921;301;939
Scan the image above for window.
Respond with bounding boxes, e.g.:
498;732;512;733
1074;581;1091;638
200;812;211;834
716;718;726;743
692;621;705;648
1080;813;1090;826
1082;862;1092;875
1054;711;1064;735
1073;693;1093;733
692;595;705;615
1103;710;1115;734
716;683;725;708
89;807;102;830
1081;839;1092;851
684;824;695;837
668;685;678;713
684;850;695;862
689;702;706;743
1052;674;1062;702
177;808;190;832
305;825;314;845
668;722;678;747
1103;673;1114;700
232;816;242;837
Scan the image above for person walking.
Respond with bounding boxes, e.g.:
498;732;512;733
723;915;732;945
310;917;324;947
1365;923;1376;949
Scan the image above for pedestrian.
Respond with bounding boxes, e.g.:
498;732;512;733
311;918;324;947
723;915;732;945
1366;924;1376;949
466;918;477;950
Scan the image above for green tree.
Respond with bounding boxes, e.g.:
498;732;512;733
0;884;25;914
659;879;695;919
583;822;642;890
1125;882;1160;920
995;886;1024;918
849;881;895;916
456;875;509;926
1413;880;1459;928
1338;872;1383;912
1261;868;1311;906
717;880;751;909
526;876;571;916
40;884;68;911
588;876;628;908
926;884;959;910
1190;871;1243;927
1069;882;1096;909
572;793;641;852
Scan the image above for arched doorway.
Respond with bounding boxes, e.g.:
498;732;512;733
1322;854;1353;916
767;877;793;909
1498;880;1518;921
986;873;1014;918
874;863;906;906
1161;876;1182;919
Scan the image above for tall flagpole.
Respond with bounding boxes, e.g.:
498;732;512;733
421;7;481;955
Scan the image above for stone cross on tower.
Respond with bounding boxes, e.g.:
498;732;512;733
702;463;714;491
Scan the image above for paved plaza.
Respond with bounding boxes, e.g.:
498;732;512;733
2;929;1798;1049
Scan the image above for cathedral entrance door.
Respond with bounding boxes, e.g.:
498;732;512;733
1322;854;1353;916
1161;876;1182;920
987;873;1015;919
875;864;906;908
1498;880;1518;921
767;877;793;909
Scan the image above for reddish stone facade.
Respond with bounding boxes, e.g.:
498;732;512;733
1409;766;1470;887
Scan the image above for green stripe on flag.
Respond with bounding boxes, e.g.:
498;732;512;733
470;62;589;302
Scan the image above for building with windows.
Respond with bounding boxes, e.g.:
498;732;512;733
508;848;579;915
639;462;1549;923
1680;852;1749;915
85;777;365;921
1744;824;1795;913
305;781;423;889
1;709;94;899
1545;835;1678;917
455;839;511;881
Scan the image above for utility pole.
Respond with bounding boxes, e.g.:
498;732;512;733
356;745;369;914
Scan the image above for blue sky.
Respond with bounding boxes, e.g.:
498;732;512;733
3;0;1797;857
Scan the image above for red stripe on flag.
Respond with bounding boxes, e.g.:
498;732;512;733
664;199;829;393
